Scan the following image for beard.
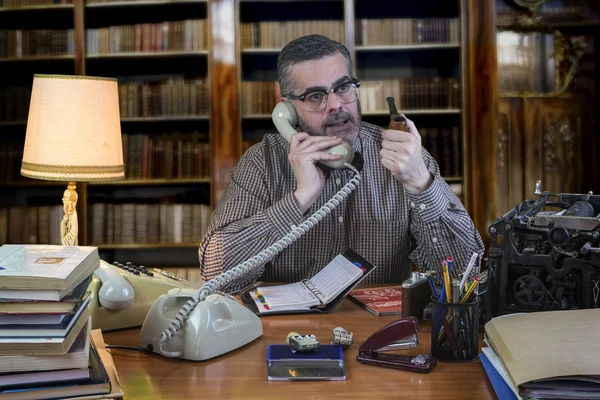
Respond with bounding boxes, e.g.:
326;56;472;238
297;100;362;144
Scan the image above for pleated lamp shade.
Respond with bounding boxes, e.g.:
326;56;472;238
21;74;125;182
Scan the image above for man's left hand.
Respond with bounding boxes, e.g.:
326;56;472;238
380;115;433;194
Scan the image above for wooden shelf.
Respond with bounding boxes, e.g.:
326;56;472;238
86;50;207;59
242;48;281;54
356;44;460;51
243;110;461;119
0;4;73;12
443;177;462;183
87;0;205;8
96;243;199;249
120;116;209;122
0;116;210;126
362;109;462;116
0;55;74;62
0;180;67;187
0;121;26;126
89;178;210;186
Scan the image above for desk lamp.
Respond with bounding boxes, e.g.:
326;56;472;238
20;74;124;245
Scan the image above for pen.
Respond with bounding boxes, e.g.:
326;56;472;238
426;271;439;300
459;252;478;292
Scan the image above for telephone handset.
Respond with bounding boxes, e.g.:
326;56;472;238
88;260;193;331
138;104;363;362
272;101;355;169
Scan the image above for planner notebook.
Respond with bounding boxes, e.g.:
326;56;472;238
241;249;376;315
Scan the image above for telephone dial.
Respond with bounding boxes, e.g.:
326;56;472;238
138;100;363;361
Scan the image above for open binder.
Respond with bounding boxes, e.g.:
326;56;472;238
240;249;376;315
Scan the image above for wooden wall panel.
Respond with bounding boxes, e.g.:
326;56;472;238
497;98;524;216
209;0;242;208
524;97;583;195
463;0;498;246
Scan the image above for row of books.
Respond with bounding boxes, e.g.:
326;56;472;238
1;0;72;5
0;132;211;182
355;18;460;46
0;245;122;399
89;202;211;245
358;78;461;112
118;79;209;118
0;205;63;246
86;19;208;55
240;78;461;116
0;29;74;58
0;86;30;122
240;20;345;49
122;132;210;180
241;126;462;179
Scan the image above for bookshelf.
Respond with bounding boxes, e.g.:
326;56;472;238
0;0;498;269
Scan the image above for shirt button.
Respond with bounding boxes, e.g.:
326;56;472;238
450;203;456;209
335;178;341;185
338;217;344;223
291;224;297;230
432;237;438;243
410;202;416;208
420;204;426;210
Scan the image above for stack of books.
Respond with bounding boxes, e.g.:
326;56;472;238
481;309;600;400
0;245;118;399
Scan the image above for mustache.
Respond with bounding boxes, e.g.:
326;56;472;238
325;111;353;126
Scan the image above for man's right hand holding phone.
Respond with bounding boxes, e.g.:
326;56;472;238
288;133;343;213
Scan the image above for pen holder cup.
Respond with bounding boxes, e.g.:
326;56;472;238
430;297;479;362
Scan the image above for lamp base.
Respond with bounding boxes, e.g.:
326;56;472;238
61;181;79;246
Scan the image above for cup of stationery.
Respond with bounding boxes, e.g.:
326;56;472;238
430;297;479;362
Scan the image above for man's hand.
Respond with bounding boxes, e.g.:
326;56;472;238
380;115;432;194
289;133;342;212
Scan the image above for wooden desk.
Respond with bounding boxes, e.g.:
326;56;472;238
103;299;495;400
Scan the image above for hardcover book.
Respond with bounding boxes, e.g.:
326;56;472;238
348;285;403;316
0;245;99;301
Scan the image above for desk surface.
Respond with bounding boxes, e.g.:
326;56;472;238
103;299;495;400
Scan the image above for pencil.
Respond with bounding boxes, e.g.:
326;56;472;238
443;263;451;303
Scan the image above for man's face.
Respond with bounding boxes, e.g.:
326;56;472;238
287;53;361;144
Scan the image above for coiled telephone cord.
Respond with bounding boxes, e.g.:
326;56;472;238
159;163;362;358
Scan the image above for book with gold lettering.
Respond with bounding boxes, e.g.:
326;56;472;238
348;286;403;316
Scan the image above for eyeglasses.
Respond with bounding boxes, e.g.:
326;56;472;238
287;80;361;112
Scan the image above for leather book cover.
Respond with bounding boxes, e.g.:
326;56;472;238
348;286;402;316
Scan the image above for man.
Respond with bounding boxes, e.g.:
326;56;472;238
199;34;484;291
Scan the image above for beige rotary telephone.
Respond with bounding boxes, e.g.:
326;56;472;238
271;100;355;169
139;101;362;361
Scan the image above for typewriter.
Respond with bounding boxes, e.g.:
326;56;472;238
486;182;600;319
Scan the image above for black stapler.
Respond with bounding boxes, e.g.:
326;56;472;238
356;317;436;373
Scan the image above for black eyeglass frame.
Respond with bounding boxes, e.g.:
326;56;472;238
286;79;361;104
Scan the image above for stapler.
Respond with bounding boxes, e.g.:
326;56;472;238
356;317;436;373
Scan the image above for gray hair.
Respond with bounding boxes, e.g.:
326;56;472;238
277;34;355;97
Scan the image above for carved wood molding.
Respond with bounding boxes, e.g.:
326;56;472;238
543;115;575;174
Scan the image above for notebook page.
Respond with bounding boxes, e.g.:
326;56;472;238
256;282;321;310
309;254;364;304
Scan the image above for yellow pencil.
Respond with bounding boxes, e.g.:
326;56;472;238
460;280;478;304
443;264;451;303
